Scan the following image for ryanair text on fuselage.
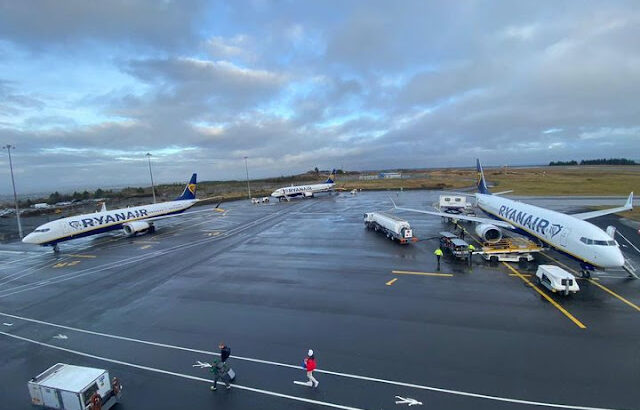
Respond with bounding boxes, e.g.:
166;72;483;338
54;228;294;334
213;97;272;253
69;209;150;229
497;205;563;238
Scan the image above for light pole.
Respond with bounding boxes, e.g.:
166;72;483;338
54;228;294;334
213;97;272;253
244;156;251;199
3;145;23;239
146;153;156;203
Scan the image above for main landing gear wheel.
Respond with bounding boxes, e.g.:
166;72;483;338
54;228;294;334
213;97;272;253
52;244;60;253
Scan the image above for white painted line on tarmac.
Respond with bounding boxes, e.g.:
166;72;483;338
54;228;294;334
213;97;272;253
0;311;621;410
0;331;362;410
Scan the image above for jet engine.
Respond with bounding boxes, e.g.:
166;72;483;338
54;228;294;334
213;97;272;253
475;223;502;243
122;221;153;237
303;191;314;198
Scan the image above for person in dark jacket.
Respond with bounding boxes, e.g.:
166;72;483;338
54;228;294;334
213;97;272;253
219;342;231;363
209;360;230;391
210;342;232;391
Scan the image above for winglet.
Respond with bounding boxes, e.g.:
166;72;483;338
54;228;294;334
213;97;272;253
626;192;634;209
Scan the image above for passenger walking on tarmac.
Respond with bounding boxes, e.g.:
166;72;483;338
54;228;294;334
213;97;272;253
434;248;443;269
210;360;231;391
219;341;231;363
210;342;232;391
303;349;319;388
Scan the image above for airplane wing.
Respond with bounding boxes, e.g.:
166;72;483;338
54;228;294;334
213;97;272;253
143;206;226;223
571;192;633;220
390;199;514;228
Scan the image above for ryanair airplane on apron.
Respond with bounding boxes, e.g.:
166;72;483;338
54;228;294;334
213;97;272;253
393;160;633;274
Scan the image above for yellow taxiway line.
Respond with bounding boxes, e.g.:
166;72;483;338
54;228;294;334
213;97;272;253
67;254;96;259
392;270;453;277
386;278;398;286
503;262;586;329
540;253;640;312
462;223;639;312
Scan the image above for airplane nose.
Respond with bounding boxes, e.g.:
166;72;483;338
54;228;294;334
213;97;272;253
22;233;36;244
603;249;626;268
613;250;626;268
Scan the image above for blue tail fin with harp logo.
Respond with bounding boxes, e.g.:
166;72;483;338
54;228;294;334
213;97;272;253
326;169;336;184
476;159;491;195
176;173;197;200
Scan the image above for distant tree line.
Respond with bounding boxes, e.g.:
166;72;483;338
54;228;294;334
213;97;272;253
549;158;637;166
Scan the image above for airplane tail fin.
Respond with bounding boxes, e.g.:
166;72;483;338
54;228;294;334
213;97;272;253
176;173;197;200
326;169;336;184
476;159;491;195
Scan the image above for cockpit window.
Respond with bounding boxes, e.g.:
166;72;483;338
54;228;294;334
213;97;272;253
34;228;50;233
580;237;616;246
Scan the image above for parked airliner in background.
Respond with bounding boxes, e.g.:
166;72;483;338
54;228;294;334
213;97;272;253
23;174;219;252
393;160;633;275
271;170;336;201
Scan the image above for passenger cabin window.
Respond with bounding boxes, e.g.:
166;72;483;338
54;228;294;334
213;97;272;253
455;198;461;202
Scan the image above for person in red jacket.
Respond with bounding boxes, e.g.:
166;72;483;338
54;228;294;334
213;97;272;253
303;349;319;388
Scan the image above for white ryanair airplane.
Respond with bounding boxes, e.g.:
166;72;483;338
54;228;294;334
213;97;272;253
22;174;220;252
393;160;633;275
271;170;336;201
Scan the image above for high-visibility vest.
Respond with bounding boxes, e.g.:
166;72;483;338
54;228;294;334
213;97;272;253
434;249;443;256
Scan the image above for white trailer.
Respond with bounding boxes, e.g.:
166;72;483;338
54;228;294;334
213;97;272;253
536;265;580;295
364;212;417;244
28;363;122;410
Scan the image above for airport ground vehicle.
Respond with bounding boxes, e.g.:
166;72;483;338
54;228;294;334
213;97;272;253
28;363;122;409
480;237;541;263
536;265;580;295
439;232;470;259
364;212;417;244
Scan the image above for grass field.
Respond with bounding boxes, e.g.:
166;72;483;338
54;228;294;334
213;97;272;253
336;166;639;221
335;166;639;196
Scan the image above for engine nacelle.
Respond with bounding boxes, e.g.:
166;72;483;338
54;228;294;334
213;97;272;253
122;221;152;237
303;191;314;198
475;223;502;243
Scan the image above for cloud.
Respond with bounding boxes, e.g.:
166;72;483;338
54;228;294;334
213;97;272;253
0;0;207;51
1;1;640;194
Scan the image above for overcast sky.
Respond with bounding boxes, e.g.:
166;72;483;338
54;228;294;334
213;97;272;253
1;1;639;194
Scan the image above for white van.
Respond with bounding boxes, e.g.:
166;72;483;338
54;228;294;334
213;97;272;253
28;363;122;409
535;265;580;295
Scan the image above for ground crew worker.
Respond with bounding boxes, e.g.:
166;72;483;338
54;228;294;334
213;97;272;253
460;228;465;240
434;248;443;269
468;244;476;266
